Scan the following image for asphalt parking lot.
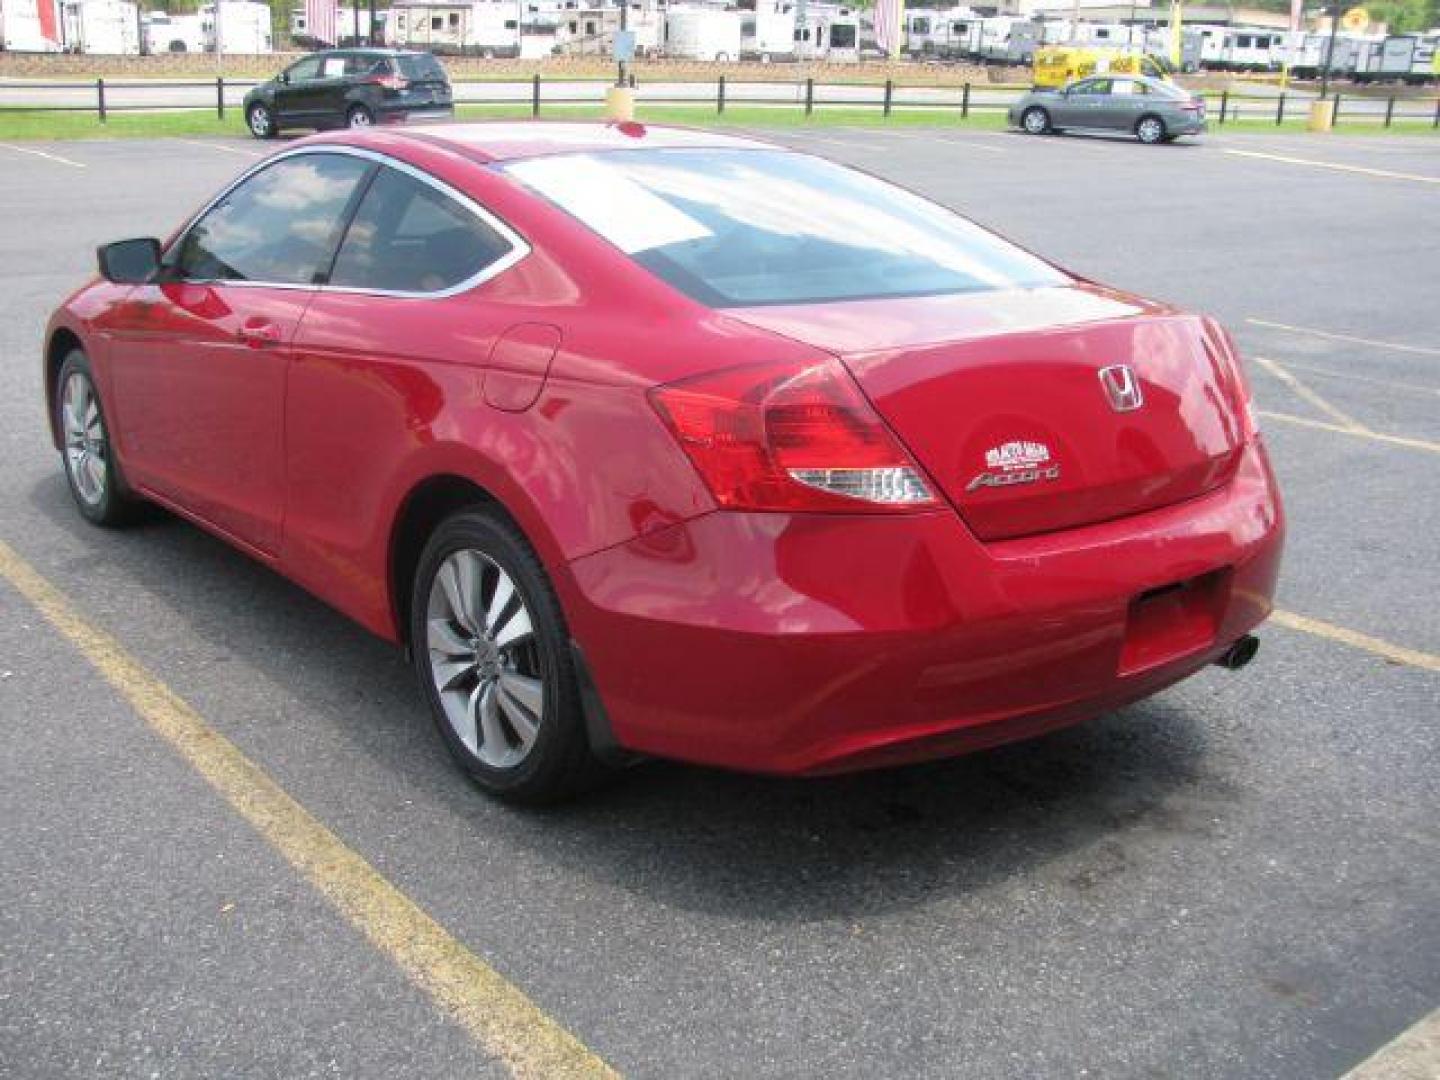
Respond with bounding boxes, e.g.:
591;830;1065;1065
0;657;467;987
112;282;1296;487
0;126;1436;1079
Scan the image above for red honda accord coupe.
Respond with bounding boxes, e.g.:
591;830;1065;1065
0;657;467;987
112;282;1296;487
45;122;1283;801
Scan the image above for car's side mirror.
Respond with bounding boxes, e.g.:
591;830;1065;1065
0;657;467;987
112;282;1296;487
97;238;161;284
279;72;290;84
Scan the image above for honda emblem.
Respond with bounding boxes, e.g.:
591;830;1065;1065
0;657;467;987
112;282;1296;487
1098;365;1144;412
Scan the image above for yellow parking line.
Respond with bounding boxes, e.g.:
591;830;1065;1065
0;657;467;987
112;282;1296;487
1252;355;1372;434
0;538;618;1080
1272;609;1440;673
1258;410;1440;454
1223;148;1440;186
0;142;85;168
1341;1007;1440;1079
169;137;264;158
1247;318;1440;358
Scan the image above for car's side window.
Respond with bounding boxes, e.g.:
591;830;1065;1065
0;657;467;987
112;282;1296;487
328;166;516;295
1079;79;1112;96
170;154;373;287
321;55;348;78
286;56;323;82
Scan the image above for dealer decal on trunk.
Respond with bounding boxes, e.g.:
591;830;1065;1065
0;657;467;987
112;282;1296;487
966;440;1062;493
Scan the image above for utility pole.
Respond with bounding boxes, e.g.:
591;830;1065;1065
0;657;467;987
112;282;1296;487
616;0;628;87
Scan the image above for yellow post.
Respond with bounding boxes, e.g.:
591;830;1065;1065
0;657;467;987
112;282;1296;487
1168;0;1182;68
604;85;636;121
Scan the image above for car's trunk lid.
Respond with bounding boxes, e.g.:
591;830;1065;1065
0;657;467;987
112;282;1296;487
727;285;1248;541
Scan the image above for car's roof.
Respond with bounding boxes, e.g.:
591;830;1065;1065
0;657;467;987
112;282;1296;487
342;121;775;164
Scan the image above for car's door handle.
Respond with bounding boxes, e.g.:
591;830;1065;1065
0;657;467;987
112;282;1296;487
237;319;282;348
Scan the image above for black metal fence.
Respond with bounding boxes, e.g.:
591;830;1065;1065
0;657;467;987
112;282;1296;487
2;76;1438;129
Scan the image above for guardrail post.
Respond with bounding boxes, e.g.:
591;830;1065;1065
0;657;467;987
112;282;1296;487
962;82;971;119
531;73;540;118
97;77;107;123
805;77;814;117
1276;92;1285;125
1333;93;1341;125
718;74;725;115
1384;95;1394;128
1219;90;1227;125
883;78;892;117
216;76;225;119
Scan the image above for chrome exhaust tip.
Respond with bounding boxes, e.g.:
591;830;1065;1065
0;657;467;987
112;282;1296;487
1215;634;1260;671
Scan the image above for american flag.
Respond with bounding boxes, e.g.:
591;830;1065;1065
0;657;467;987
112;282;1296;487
305;0;339;45
873;0;903;59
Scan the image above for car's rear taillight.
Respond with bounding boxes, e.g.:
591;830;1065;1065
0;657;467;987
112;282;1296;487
649;359;938;513
368;74;409;91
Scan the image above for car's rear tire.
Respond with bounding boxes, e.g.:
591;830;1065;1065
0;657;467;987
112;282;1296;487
409;508;605;803
1021;106;1051;135
1136;115;1167;144
246;103;277;139
55;349;141;527
347;104;374;129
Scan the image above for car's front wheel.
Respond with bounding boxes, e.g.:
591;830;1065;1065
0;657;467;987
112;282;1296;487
55;349;140;527
1136;115;1167;144
410;508;603;803
1021;106;1051;135
346;104;374;129
246;103;276;139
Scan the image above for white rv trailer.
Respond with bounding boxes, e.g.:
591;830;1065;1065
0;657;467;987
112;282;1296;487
976;15;1014;60
941;13;983;57
664;7;740;60
793;6;859;62
60;0;139;53
2;0;64;50
740;9;795;59
143;10;204;51
901;7;948;55
1217;27;1283;70
1355;33;1438;83
200;0;272;52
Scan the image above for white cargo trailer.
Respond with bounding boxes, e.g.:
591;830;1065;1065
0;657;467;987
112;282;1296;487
60;0;139;54
143;10;204;52
201;0;272;52
664;8;740;61
1;0;64;50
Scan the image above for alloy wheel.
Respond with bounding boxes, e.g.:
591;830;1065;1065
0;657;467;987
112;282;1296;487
1023;108;1048;135
62;371;107;507
1138;117;1165;144
248;105;271;137
426;549;545;770
348;108;373;128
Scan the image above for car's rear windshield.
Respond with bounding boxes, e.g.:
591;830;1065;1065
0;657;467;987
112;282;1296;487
501;149;1066;307
397;53;446;81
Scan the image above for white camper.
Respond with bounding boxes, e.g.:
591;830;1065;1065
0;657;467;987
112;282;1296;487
665;7;741;61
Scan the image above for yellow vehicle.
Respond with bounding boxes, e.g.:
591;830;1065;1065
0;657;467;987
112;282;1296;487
1033;47;1175;89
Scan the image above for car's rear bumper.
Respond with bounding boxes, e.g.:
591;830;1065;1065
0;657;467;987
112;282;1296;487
377;104;455;124
563;438;1285;775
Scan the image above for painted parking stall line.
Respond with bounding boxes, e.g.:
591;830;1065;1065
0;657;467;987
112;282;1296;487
0;142;85;168
1258;410;1440;455
1224;148;1440;186
1248;318;1440;359
0;538;619;1080
1271;609;1440;673
1252;355;1372;434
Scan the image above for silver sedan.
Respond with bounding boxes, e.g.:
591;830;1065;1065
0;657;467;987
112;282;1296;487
1008;75;1208;144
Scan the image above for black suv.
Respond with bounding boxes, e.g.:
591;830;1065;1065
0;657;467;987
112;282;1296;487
243;49;453;138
